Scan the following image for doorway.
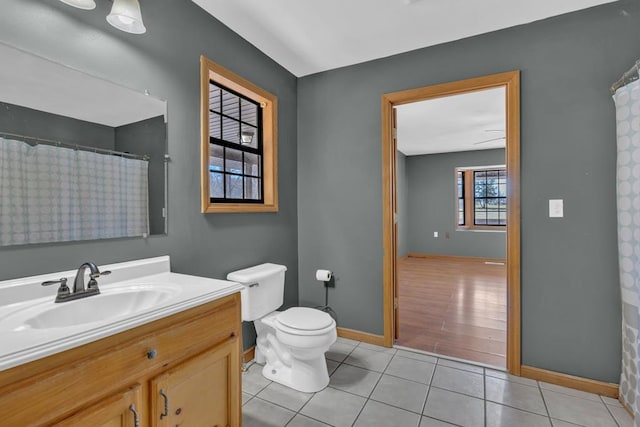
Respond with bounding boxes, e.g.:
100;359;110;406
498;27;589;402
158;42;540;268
381;71;521;374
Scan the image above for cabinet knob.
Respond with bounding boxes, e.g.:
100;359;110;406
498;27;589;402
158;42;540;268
175;408;182;415
147;349;157;359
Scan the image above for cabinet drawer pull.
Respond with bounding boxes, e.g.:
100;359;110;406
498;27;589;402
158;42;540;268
147;349;157;359
159;388;169;419
129;403;140;427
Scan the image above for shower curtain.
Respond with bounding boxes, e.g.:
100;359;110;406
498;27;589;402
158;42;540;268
613;79;640;419
0;137;149;245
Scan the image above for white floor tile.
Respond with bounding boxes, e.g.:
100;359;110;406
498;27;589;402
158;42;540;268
242;397;295;427
431;365;484;399
419;416;459;426
354;400;421;426
300;387;367;427
485;375;547;415
423;388;484;427
395;349;439;364
326;358;340;375
539;381;601;402
600;395;624;407
287;414;332;426
370;374;429;413
344;347;394;372
327;341;356;363
329;363;382;397
608;405;634;427
437;358;485;374
257;381;314;412
486;401;552;427
385;354;436;384
337;337;360;346
242;363;272;395
242;392;252;405
542;389;617;427
357;342;397;354
486;368;539;387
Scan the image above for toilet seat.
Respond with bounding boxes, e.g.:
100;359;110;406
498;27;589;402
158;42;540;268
275;307;336;336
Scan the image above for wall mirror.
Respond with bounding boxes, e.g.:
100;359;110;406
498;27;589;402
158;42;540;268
0;42;167;246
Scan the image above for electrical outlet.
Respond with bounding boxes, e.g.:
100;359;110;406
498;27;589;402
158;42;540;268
549;199;563;218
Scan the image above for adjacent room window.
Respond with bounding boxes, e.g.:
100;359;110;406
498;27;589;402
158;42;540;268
200;56;278;213
456;166;507;229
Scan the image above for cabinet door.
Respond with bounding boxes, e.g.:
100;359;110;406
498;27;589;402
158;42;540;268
150;336;240;427
54;384;142;427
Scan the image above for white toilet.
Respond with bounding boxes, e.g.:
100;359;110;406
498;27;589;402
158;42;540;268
227;263;337;393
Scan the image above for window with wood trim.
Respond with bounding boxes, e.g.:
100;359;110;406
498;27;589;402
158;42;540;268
200;56;278;213
456;166;507;229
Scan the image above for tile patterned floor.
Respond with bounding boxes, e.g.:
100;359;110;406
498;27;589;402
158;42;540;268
242;338;634;427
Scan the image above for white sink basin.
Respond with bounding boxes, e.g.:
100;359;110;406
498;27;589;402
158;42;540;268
0;256;244;372
25;285;177;329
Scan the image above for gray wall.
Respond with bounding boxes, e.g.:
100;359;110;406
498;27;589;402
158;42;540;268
396;151;409;258
115;116;167;235
0;101;115;150
298;2;632;382
0;0;298;350
406;149;506;259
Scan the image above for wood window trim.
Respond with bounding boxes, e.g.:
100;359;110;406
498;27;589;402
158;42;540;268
200;55;278;213
456;166;507;231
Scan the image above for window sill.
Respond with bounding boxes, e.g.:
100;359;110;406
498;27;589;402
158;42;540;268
456;226;506;233
202;203;278;213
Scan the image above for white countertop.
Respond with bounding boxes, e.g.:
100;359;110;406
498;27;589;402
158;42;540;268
0;256;243;372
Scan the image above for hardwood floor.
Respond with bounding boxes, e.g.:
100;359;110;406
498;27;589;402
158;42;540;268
396;255;507;368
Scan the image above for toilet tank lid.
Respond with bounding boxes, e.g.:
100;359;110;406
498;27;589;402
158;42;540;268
226;263;287;283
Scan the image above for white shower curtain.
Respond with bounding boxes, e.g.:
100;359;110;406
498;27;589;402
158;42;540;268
0;137;149;245
613;79;640;421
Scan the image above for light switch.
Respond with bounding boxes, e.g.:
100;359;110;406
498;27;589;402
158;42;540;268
434;231;438;238
549;199;563;218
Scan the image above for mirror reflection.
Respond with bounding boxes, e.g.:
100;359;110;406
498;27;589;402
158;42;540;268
0;42;167;246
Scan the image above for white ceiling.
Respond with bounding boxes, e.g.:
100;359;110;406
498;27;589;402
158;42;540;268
192;0;616;77
396;87;505;156
0;43;166;128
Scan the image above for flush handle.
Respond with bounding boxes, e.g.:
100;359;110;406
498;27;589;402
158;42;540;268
248;283;259;288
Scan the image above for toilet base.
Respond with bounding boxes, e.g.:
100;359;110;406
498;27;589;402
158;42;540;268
259;354;330;393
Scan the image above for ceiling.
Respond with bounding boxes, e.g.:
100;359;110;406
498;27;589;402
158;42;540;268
395;87;505;156
192;0;616;77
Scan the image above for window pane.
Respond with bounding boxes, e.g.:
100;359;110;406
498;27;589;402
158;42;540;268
475;184;486;198
458;211;465;225
222;117;239;144
475;170;486;180
209;144;223;171
209;84;221;112
226;174;243;199
226;148;243;174
210;172;224;198
242;99;258;126
222;89;239;119
475;210;487;225
209;112;221;139
244;177;261;200
244;152;261;177
498;182;507;197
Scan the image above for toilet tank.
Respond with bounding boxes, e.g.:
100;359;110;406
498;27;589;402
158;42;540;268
226;263;287;321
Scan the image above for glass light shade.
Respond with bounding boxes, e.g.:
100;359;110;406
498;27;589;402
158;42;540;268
59;0;96;10
241;130;254;144
107;0;146;34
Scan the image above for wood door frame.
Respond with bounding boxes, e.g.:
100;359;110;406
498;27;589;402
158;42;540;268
381;70;521;374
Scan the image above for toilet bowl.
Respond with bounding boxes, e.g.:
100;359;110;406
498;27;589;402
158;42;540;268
227;263;337;393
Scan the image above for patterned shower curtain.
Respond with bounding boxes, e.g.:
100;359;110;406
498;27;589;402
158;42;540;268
613;79;640;420
0;137;149;245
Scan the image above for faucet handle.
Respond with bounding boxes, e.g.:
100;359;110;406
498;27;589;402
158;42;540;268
89;270;111;280
41;278;70;298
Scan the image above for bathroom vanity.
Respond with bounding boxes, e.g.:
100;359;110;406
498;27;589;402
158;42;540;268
0;256;243;426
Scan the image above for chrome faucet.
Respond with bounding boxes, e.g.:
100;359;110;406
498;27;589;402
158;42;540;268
42;262;111;303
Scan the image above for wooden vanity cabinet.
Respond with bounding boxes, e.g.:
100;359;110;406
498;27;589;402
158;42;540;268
0;292;242;427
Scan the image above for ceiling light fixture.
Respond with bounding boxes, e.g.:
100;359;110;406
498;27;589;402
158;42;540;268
107;0;146;34
59;0;146;35
58;0;96;10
